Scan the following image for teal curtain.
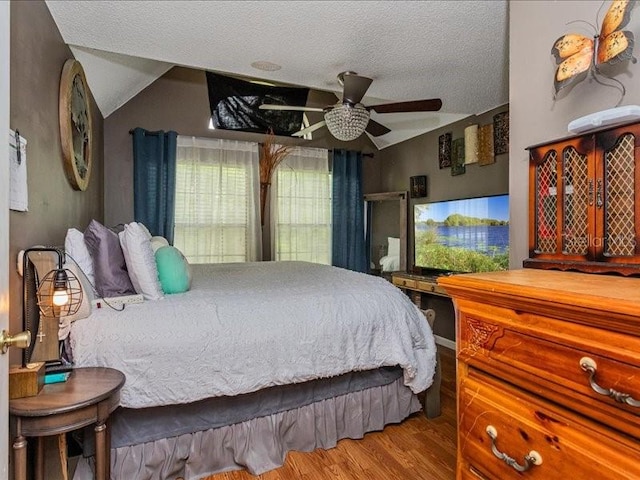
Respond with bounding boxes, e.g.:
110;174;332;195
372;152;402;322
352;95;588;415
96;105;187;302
332;149;367;272
132;128;178;243
365;201;372;271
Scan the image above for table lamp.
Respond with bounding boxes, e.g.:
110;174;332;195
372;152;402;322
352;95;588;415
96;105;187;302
22;246;83;368
10;247;83;398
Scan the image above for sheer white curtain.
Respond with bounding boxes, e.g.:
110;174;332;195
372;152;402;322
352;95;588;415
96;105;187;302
271;147;331;263
174;136;261;263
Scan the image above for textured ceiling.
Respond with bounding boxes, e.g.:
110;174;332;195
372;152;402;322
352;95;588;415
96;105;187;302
46;0;509;149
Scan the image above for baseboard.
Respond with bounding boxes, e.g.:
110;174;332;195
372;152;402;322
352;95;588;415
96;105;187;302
434;335;456;351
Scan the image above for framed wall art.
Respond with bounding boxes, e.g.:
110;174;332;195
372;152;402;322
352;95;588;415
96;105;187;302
464;124;478;164
410;175;427;198
438;132;452;169
493;111;509;155
59;59;93;191
478;123;495;166
451;137;466;176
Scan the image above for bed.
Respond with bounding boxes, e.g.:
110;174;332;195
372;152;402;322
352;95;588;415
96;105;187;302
65;260;437;480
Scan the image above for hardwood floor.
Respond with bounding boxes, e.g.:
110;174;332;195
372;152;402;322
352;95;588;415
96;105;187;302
203;346;457;480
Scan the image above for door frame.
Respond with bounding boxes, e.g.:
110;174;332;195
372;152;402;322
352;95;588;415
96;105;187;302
1;1;11;478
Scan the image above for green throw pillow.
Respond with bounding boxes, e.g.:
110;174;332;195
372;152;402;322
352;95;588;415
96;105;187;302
155;246;191;294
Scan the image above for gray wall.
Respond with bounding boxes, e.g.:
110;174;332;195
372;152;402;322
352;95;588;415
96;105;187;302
510;1;640;275
9;0;104;363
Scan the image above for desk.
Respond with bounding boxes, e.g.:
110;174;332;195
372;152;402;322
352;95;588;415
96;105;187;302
392;272;457;346
391;272;450;301
10;367;125;480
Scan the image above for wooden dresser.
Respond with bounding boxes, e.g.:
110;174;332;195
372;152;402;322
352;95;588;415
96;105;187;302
439;269;640;479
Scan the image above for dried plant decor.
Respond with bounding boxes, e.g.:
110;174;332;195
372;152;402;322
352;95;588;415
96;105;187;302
259;129;293;225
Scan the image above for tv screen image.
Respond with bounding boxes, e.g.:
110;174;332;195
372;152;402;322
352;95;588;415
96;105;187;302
414;194;509;273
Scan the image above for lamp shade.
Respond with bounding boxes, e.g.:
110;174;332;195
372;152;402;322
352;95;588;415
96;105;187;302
324;103;370;141
36;267;83;318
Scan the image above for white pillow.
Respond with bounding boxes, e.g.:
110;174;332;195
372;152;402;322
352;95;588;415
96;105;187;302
150;236;170;253
119;222;164;300
65;228;95;287
388;237;400;257
138;222;152;239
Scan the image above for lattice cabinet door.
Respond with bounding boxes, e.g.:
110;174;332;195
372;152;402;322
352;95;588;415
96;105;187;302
561;142;593;259
595;123;640;267
532;147;560;256
527;135;594;265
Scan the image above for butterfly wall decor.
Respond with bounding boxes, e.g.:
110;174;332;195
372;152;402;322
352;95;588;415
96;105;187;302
551;0;637;103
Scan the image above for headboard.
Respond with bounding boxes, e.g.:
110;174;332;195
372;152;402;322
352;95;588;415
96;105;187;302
22;251;61;365
22;255;40;365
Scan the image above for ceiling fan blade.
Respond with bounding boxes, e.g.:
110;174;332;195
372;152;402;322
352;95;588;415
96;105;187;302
259;104;324;112
368;98;443;114
365;119;391;137
341;73;373;105
292;120;327;137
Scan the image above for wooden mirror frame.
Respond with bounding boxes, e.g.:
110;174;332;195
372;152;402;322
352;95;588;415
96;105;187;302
59;59;93;191
364;191;408;273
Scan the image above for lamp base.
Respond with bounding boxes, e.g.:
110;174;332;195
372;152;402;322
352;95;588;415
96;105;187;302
9;362;45;399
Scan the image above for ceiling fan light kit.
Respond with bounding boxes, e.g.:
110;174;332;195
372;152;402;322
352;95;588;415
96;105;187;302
324;103;370;141
258;71;442;141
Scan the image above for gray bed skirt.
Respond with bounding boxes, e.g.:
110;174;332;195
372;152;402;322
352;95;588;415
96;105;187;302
73;376;421;480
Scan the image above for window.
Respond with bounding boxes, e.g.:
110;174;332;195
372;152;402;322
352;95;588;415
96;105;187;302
174;137;261;264
271;147;331;263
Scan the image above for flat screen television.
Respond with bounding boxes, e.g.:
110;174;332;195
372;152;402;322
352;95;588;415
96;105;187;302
414;194;509;274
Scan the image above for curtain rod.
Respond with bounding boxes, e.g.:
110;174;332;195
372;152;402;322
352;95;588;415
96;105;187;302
329;150;374;158
128;129;165;136
127;130;375;157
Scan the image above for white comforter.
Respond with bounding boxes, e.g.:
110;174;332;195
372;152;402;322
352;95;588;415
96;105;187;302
70;261;437;409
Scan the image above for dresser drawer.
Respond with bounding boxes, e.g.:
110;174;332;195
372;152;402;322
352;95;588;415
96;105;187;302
458;371;640;480
416;280;448;296
457;301;640;440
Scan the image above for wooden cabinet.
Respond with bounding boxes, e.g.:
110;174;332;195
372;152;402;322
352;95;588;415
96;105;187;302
526;121;640;275
439;269;640;480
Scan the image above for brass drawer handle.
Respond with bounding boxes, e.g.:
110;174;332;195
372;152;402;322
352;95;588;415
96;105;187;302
485;426;543;472
580;357;640;407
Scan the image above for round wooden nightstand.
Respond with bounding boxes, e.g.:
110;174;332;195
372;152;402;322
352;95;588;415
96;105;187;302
9;367;125;480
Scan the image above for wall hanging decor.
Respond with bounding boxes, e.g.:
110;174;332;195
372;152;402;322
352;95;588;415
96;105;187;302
451;137;466;176
478;124;495;166
493;111;509;155
410;175;427;198
59;59;93;191
438;132;452;169
551;0;636;106
464;124;478;164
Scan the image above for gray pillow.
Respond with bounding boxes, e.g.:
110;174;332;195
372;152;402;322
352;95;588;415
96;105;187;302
84;219;135;297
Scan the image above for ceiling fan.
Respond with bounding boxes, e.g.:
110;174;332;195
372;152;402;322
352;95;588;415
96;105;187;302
259;71;443;141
